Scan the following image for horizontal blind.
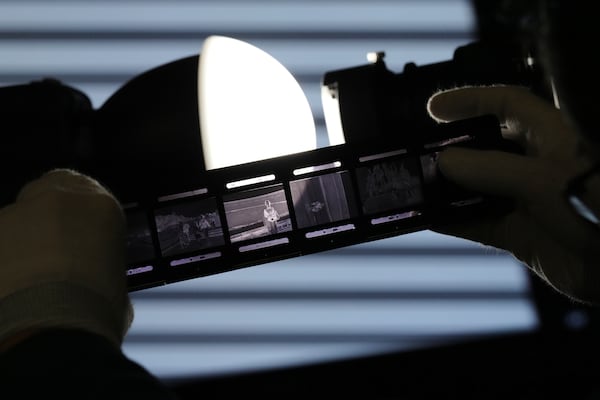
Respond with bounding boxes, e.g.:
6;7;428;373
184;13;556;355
0;0;538;381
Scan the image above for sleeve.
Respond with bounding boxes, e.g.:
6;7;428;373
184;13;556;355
0;328;178;400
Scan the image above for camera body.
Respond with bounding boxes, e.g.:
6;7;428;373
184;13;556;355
0;79;94;207
322;40;550;148
0;40;547;290
0;55;203;208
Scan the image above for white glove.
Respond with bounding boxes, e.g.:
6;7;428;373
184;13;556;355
427;85;600;305
0;169;133;348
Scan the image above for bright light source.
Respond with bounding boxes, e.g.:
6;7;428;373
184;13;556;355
198;36;317;170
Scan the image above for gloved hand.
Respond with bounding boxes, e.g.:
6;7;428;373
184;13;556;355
427;85;600;305
0;169;133;350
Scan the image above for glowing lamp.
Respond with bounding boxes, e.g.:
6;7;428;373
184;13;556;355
199;36;317;170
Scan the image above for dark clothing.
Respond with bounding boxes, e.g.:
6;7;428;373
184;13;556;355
3;328;600;399
0;329;176;399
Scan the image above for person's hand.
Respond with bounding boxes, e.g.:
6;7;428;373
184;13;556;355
0;169;133;350
427;85;600;305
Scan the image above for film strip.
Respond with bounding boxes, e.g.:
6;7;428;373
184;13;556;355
124;115;512;291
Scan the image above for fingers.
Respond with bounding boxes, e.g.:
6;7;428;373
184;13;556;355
437;147;549;200
427;86;576;158
431;211;535;264
427;85;554;128
438;145;600;255
14;169;125;230
16;168;116;203
3;167;127;298
1;168;132;344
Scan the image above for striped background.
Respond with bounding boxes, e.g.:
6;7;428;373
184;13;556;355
0;0;538;381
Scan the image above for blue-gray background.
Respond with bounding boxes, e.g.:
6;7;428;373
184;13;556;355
0;0;538;382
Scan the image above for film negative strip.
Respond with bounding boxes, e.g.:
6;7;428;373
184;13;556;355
124;115;514;291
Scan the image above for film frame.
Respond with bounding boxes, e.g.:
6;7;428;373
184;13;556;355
124;115;511;291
